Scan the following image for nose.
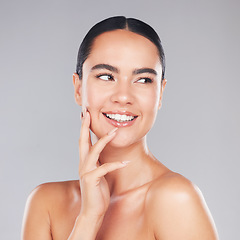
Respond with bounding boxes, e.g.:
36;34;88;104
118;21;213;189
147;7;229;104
110;81;134;106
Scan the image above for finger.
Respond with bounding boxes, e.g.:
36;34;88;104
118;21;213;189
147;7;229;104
79;110;92;168
81;107;92;145
97;161;130;176
80;110;91;147
85;161;130;183
85;128;118;169
97;160;100;167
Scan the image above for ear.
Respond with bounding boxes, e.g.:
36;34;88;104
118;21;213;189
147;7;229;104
73;73;82;106
158;78;167;110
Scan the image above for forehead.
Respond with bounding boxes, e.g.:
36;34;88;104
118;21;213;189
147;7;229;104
84;29;161;72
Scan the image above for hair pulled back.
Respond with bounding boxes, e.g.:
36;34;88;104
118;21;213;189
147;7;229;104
76;16;165;81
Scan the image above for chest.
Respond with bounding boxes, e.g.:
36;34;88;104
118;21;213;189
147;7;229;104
51;188;156;240
96;192;155;240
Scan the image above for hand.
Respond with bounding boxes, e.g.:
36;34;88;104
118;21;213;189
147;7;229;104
78;108;128;219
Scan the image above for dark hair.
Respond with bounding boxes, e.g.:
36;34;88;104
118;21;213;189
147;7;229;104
76;16;165;81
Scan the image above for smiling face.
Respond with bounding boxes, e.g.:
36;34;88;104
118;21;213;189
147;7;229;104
74;29;166;148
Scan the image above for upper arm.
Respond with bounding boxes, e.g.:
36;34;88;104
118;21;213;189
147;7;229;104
146;174;219;240
21;184;52;240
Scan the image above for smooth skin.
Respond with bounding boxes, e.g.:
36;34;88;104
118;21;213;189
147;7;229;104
22;30;219;240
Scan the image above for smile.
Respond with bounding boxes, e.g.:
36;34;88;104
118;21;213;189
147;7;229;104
102;112;138;127
103;113;137;122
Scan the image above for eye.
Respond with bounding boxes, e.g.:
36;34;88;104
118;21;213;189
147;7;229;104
137;78;153;84
96;74;114;81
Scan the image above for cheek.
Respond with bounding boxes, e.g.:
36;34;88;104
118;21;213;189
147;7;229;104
139;87;160;134
86;82;102;106
85;84;108;120
86;87;100;107
140;88;160;115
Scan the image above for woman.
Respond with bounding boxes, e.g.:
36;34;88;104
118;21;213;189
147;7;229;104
22;16;219;240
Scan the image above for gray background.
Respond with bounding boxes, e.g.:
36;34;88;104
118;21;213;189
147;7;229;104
0;0;239;239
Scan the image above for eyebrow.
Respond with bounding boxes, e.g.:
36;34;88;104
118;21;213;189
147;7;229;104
90;64;158;76
132;68;157;76
91;64;119;73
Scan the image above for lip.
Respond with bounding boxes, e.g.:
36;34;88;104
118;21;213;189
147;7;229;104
102;111;138;127
102;110;138;117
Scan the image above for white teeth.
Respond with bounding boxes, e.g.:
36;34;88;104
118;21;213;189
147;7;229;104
121;115;127;121
105;113;135;122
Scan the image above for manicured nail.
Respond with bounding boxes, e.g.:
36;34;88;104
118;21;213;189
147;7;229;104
82;107;87;119
121;161;131;165
108;127;118;135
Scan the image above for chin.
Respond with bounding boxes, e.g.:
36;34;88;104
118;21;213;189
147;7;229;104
107;139;132;149
92;130;135;148
108;133;143;149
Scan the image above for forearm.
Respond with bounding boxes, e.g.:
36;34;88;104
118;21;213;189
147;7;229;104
67;214;103;240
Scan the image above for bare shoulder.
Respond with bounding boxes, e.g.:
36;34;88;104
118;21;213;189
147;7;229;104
147;171;201;203
146;171;203;218
22;180;80;240
26;180;80;207
146;172;219;240
35;180;79;196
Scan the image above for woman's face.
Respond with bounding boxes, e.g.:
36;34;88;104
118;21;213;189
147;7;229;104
74;29;166;148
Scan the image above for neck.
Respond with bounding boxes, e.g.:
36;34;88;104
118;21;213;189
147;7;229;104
98;136;161;196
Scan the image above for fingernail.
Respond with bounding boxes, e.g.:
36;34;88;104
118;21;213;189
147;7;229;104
121;161;131;165
82;107;87;119
108;127;118;135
